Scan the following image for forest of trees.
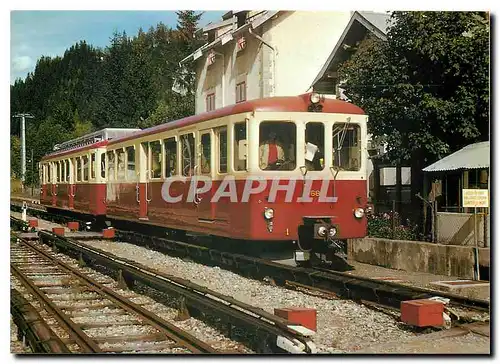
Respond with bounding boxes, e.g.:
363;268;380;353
10;11;204;186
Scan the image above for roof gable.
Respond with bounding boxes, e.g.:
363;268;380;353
311;11;392;90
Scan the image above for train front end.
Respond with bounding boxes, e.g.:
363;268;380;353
244;93;369;267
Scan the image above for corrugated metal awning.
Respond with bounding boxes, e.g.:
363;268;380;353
423;141;490;172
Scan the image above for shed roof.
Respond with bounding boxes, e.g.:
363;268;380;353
422;141;490;172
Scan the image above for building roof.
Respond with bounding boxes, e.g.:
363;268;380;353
311;11;392;90
179;11;279;65
422;141;490;172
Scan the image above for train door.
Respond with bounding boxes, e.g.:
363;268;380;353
197;129;215;221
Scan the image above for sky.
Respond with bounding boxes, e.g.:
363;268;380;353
10;10;225;84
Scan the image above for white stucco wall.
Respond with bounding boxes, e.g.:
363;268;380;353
195;34;263;114
194;11;352;114
264;11;351;97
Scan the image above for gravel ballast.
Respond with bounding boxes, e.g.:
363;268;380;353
12;239;251;353
81;239;417;353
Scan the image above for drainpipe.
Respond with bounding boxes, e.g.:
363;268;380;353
248;27;277;97
211;51;225;107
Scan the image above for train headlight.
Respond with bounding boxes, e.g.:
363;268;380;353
354;207;365;219
328;227;337;238
264;207;274;220
310;92;321;104
317;226;327;237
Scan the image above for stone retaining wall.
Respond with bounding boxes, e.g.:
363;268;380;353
348;238;490;279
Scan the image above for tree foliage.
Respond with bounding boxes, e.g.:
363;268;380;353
10;12;205;184
339;11;489;165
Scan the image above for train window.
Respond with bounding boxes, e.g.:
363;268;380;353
107;151;116;181
332;123;361;171
305;122;325;171
216;127;227;173
61;161;66;182
65;160;70;182
100;153;106;178
126;146;135;180
91;153;96;179
259;121;296;171
117;149;126;180
200;133;211;174
234;122;247;171
164;138;177;177
47;163;52;183
56;162;61;182
76;158;81;182
181;134;195;177
82;155;89;181
149;141;162;179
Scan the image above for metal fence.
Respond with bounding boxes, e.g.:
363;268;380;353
368;200;426;241
368;200;490;247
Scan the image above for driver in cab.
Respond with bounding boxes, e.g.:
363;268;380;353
259;131;285;170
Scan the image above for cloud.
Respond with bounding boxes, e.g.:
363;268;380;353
12;55;33;72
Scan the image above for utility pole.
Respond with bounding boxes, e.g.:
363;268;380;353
31;149;34;196
13;113;34;192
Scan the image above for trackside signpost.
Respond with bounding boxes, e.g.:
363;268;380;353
462;189;489;208
462;189;489;281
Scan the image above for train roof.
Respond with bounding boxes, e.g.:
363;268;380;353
41;94;365;161
42;128;140;161
41;140;109;161
108;93;365;146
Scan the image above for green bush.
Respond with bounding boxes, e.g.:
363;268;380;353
367;211;420;241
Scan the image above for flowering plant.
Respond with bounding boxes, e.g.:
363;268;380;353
367;210;420;241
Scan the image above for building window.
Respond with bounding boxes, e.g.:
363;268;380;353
206;93;216;112
236;82;246;103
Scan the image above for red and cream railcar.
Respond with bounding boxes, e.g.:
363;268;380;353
103;93;369;262
40;141;108;216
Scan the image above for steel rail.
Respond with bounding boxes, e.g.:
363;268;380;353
11;288;71;353
12;237;217;354
10;264;101;353
36;231;317;354
10;203;490;312
115;230;490;312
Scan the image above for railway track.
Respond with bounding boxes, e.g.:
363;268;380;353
10;202;490;314
10;218;317;354
11;237;217;354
